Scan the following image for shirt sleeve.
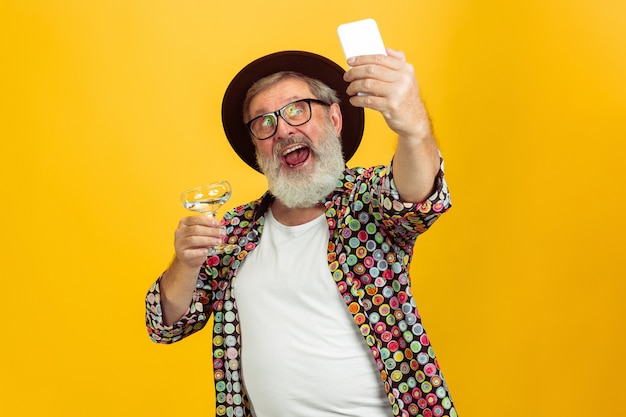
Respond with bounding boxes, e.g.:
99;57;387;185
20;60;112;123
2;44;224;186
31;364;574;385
372;156;451;249
145;273;211;344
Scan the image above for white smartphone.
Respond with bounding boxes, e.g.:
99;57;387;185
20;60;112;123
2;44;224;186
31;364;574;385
337;18;387;62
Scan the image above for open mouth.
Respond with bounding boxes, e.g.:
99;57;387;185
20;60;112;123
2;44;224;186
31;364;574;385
281;144;311;168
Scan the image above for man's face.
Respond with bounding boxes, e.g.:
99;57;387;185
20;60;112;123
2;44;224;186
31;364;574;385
247;78;342;174
247;77;345;208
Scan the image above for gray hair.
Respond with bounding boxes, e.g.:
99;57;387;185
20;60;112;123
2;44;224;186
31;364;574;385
243;71;341;121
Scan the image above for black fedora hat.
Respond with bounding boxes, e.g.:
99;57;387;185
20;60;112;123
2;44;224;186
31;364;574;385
221;50;365;173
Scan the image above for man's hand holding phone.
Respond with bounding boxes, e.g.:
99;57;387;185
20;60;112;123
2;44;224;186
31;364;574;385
338;19;429;142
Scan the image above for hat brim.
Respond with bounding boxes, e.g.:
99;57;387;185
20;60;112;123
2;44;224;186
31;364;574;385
221;50;364;173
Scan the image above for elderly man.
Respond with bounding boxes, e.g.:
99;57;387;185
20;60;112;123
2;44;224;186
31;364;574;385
146;49;456;417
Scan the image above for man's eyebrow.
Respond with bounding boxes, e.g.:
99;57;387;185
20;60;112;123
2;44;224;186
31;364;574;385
251;96;304;118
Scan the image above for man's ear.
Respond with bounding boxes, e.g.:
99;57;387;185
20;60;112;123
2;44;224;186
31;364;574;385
329;102;343;137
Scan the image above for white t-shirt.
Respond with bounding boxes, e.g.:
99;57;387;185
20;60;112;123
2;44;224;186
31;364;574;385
232;210;392;417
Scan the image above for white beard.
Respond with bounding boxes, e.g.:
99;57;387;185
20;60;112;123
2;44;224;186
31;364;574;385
256;125;345;209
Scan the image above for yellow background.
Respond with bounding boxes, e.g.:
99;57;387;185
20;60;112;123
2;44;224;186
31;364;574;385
1;1;624;416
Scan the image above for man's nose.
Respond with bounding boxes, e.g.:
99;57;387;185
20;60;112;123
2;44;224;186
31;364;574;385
274;116;296;139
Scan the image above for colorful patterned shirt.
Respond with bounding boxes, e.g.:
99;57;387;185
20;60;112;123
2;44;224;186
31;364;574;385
145;161;457;417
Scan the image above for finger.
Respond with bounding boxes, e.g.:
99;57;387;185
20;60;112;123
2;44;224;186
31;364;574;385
178;234;223;249
176;247;210;266
346;64;397;87
348;93;387;111
346;53;386;68
175;224;226;244
345;75;396;98
180;215;220;227
346;51;405;71
175;234;224;258
347;64;417;98
385;48;406;62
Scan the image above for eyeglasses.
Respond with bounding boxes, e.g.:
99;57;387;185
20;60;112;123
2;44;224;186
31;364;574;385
246;98;330;140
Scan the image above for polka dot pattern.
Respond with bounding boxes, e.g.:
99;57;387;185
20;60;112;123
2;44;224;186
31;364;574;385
146;163;456;417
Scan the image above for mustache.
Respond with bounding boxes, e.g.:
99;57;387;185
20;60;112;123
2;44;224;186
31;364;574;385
272;135;315;159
